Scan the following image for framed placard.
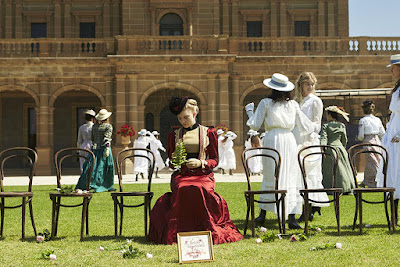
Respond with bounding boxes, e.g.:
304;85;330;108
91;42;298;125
177;231;214;264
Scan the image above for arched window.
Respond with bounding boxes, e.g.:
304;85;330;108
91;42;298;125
159;13;183;36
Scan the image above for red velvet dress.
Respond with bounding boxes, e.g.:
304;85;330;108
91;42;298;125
148;126;243;245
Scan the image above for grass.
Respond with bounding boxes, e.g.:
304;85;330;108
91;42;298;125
1;182;400;266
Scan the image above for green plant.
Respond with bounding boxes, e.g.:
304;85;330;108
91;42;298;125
171;139;187;170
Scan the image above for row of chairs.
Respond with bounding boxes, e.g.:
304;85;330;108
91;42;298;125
242;143;396;237
0;147;155;241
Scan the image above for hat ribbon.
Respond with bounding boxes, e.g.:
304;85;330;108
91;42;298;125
270;79;287;87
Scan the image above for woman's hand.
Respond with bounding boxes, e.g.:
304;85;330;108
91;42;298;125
104;147;110;158
391;136;400;143
186;158;202;169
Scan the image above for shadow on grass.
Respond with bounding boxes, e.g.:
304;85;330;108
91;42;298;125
82;235;152;244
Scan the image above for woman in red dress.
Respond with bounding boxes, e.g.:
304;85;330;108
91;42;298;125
148;96;243;245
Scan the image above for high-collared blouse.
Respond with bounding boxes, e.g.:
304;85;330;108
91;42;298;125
91;122;113;148
358;114;385;141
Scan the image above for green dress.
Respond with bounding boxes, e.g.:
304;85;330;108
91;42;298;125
76;122;114;192
320;121;355;193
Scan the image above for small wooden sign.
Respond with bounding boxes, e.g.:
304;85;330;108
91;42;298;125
177;231;214;264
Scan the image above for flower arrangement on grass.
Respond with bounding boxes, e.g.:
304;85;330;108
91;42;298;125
39;249;56;260
117;124;135;137
99;239;152;260
215;124;230;134
36;229;51;242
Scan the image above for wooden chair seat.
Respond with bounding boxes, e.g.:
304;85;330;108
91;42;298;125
0;147;38;239
300;188;343;193
111;191;153;197
49;192;93;198
245;190;287;195
352;187;395;193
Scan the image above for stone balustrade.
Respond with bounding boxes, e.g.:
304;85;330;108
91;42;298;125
0;36;399;57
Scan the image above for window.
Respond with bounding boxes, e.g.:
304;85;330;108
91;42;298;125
80;22;96;38
31;23;47;38
295;21;310;37
246;21;262;37
159;13;183;36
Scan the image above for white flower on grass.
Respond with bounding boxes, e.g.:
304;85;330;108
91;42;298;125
255;238;262;244
315;227;322;232
335;243;342;249
49;254;57;260
365;224;371;228
120;249;127;254
260;227;267;232
99;246;104;251
36;235;44;243
146;253;153;259
126;239;133;243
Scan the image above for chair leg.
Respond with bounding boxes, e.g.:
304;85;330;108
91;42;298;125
50;197;56;240
86;200;89;236
358;192;363;234
390;192;396;233
55;197;61;237
21;197;26;239
112;196;118;236
1;198;5;236
250;194;255;237
282;194;286;235
304;194;309;235
384;192;391;231
335;192;341;236
244;196;250;235
80;197;88;241
119;197;124;236
276;200;282;234
144;196;149;237
28;199;37;236
352;193;358;231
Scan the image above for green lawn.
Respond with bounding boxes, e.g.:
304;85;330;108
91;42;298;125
1;182;400;266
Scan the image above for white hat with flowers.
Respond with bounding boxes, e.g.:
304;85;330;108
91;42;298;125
325;106;349;122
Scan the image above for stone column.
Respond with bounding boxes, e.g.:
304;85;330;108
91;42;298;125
54;0;62;38
231;0;239;37
270;0;278;37
318;0;325;37
5;0;12;38
36;78;52;175
127;74;138;127
115;74;127;145
104;77;114;115
231;75;241;143
207;74;217;126
64;0;72;38
327;0;335;36
222;0;229;35
150;8;156;35
219;73;230;126
137;105;145;130
112;0;120;36
0;1;3;38
15;0;22;38
279;0;287;37
103;0;110;37
213;0;220;35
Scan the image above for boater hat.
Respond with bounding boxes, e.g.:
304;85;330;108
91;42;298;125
263;73;295;92
325;106;350;122
95;109;112;121
386;54;400;67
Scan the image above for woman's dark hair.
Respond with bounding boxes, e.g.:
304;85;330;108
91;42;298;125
251;135;261;148
362;100;375;115
327;111;340;120
85;114;94;121
269;89;294;102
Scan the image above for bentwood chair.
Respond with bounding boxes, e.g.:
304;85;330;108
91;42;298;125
242;147;286;237
0;147;38;239
348;143;396;234
298;145;342;235
49;148;95;241
111;148;155;237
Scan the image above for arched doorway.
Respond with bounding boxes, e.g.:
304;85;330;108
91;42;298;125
159;13;184;36
53;90;101;171
144;89;200;161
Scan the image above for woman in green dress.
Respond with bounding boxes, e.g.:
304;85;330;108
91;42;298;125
321;106;355;194
76;108;115;192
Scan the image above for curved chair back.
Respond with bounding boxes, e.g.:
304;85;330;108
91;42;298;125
347;143;388;188
298;145;339;189
54;148;95;190
116;148;155;192
0;147;38;192
242;147;281;191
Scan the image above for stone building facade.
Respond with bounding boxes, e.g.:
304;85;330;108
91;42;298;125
0;0;398;174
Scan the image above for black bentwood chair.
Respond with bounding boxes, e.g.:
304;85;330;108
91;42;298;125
0;147;38;239
111;148;155;237
242;147;286;237
49;148;95;241
348;143;396;234
298;145;343;235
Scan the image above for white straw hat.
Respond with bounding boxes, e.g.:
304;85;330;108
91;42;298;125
95;109;112;121
138;129;147;136
387;54;400;67
263;73;295;92
84;109;96;117
217;129;224;135
152;130;160;136
325;106;350;122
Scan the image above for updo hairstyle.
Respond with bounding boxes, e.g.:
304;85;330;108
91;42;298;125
183;99;199;114
362;100;375;115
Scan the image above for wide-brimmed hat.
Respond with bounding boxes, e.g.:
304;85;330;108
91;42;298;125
325;106;349;122
84;109;96;117
386;54;400;67
95;109;112;121
225;131;234;137
138;129;147;136
169;96;188;115
263;73;295;92
152;130;160;136
217;129;224;135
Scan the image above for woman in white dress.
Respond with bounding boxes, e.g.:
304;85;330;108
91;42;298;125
244;130;262;175
215;129;226;173
357;100;385;188
150;130;167;178
376;54;400;224
133;129;151;181
218;131;237;175
77;109;96;173
293;72;329;222
246;73;315;229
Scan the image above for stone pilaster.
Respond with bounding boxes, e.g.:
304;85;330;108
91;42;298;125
115;74;127;144
231;75;241;143
279;0;287;37
63;0;72;38
54;0;62;38
222;0;229;35
270;0;278;37
207;74;217;126
327;0;335;36
112;0;120;36
103;0;110;37
5;0;12;38
127;74;138;128
15;0;22;38
231;0;239;37
318;0;325;37
213;0;220;35
219;73;230;126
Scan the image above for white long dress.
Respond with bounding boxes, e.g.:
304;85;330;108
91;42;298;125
218;132;237;170
216;134;225;170
77;121;93;172
244;138;262;174
133;136;150;174
376;88;400;198
293;94;329;207
150;137;166;170
247;98;314;218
